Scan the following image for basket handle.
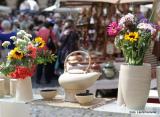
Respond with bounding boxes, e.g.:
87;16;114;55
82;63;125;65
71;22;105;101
64;51;91;73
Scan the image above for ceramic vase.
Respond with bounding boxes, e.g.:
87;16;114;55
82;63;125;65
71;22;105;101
4;77;10;95
0;74;10;95
10;79;17;97
117;63;151;110
16;77;33;102
0;79;5;97
156;66;160;101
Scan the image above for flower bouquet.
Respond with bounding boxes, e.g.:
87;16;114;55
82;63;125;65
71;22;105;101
107;13;156;65
107;13;157;110
0;30;56;79
0;30;56;101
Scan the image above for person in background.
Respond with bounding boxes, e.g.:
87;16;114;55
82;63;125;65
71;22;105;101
58;19;79;70
133;4;145;22
117;3;132;16
53;18;62;41
36;21;57;84
12;19;20;32
0;20;16;62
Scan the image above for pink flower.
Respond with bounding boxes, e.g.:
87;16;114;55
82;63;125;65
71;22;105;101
107;22;121;37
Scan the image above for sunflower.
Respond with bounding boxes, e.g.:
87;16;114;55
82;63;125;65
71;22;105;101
7;48;24;60
125;32;139;43
35;37;45;48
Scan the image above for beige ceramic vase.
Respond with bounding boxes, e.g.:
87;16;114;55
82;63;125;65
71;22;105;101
59;51;101;102
16;77;33;102
0;74;10;95
156;66;160;101
117;63;151;110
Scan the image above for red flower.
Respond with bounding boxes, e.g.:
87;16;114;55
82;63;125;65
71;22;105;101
9;66;34;79
27;44;37;59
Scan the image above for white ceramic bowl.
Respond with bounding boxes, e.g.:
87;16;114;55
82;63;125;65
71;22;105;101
75;93;94;104
40;89;57;100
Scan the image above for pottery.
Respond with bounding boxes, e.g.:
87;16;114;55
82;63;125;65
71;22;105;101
156;66;160;101
59;51;101;102
10;79;17;97
40;89;57;100
102;62;116;79
16;77;33;102
0;79;5;97
75;90;94;105
0;74;10;95
117;63;151;110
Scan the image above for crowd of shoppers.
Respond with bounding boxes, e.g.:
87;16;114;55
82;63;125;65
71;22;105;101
0;11;79;84
0;3;159;84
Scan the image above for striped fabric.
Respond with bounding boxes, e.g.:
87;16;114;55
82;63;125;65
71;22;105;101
144;49;158;69
144;41;158;69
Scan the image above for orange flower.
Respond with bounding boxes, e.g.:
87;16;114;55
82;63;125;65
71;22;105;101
27;44;37;59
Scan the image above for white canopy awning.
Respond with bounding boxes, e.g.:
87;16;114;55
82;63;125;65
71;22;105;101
60;0;153;4
0;5;12;13
119;0;153;3
60;0;118;4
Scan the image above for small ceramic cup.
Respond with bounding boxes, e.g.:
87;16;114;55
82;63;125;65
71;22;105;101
40;89;57;100
75;90;94;105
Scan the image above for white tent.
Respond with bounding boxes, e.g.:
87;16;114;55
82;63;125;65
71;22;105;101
44;0;60;11
0;5;12;13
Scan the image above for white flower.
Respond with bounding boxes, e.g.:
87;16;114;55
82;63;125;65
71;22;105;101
23;35;31;42
2;41;11;48
15;39;27;45
119;35;124;40
19;30;26;35
10;36;17;41
26;34;32;38
17;30;28;38
119;13;134;26
17;31;22;38
137;23;156;35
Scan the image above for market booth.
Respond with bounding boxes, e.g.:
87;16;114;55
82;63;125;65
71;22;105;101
1;0;160;117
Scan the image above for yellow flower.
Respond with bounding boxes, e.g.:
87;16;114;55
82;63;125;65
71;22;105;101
125;32;139;43
35;37;45;48
7;48;23;60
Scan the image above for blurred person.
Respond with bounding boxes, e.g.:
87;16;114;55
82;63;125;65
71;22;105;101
58;19;79;70
36;21;58;84
52;18;63;76
118;3;132;15
0;20;16;62
53;18;62;41
133;4;145;22
20;14;33;31
12;19;20;32
28;23;36;39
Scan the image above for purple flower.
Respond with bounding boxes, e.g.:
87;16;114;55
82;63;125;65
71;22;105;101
139;18;148;23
